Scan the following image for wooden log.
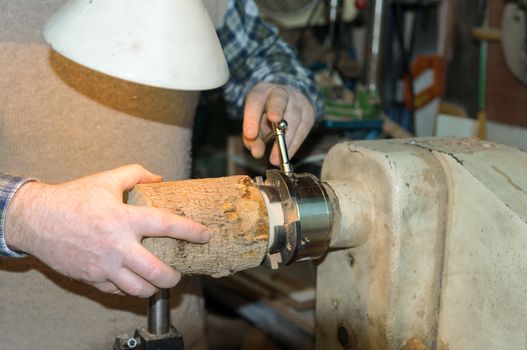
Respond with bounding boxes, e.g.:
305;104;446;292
128;175;269;278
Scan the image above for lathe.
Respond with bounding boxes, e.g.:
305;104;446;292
128;136;527;350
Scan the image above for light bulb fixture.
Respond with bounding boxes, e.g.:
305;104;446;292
43;0;230;90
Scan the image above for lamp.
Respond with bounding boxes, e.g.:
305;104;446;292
43;0;230;90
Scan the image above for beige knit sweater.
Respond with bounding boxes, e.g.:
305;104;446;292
0;1;227;349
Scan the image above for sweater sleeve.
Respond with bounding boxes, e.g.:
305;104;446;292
217;0;324;120
0;173;33;257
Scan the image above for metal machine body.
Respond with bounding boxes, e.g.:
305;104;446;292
315;138;527;349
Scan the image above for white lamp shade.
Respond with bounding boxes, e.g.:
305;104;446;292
43;0;230;90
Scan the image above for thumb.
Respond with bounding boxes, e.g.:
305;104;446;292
105;164;163;192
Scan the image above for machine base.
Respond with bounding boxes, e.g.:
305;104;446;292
113;326;184;350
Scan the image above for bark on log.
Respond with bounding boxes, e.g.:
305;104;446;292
128;176;269;277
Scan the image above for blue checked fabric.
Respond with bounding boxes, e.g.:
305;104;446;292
219;0;324;120
0;174;33;257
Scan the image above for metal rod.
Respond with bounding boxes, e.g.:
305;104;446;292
325;0;340;51
147;289;170;335
364;0;389;91
273;121;293;175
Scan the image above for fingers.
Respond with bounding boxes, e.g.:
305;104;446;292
266;87;291;164
123;244;181;289
243;85;268;159
288;111;314;157
246;136;266;159
243;85;269;140
244;84;316;166
92;281;124;295
288;99;315;156
265;87;289;123
269;99;301;166
110;268;158;298
126;206;212;243
243;84;290;159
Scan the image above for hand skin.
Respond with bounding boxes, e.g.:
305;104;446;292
243;82;316;166
3;164;211;298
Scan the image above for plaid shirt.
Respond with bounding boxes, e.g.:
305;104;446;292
0;0;322;257
218;0;324;119
0;175;33;257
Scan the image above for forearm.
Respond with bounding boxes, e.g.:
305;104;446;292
0;173;35;257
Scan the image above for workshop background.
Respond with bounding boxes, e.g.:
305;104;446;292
191;1;527;349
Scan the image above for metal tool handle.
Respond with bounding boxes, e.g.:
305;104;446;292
273;120;293;175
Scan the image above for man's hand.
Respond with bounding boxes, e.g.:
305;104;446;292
3;165;211;298
243;82;316;166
